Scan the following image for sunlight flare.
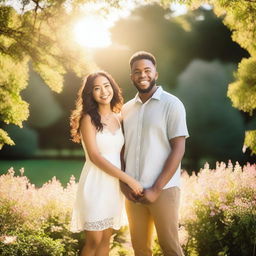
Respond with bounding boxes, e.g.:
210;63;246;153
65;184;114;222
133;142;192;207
74;15;112;48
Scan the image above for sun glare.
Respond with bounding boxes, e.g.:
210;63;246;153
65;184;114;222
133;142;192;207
170;3;188;17
74;16;112;48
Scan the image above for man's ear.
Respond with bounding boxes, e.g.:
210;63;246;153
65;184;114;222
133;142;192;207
156;71;159;80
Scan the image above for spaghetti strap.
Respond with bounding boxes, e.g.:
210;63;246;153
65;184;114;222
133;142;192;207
114;113;122;129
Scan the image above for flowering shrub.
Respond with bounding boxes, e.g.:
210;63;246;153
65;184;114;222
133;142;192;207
0;168;80;255
0;167;129;255
180;162;256;256
0;229;65;256
0;162;255;255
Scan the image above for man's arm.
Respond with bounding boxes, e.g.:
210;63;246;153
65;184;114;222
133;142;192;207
138;136;185;203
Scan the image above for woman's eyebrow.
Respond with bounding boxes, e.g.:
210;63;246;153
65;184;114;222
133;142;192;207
93;82;110;87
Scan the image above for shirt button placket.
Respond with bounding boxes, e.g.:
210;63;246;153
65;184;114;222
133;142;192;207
135;104;144;180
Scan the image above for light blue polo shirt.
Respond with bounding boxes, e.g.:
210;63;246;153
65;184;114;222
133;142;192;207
122;86;189;189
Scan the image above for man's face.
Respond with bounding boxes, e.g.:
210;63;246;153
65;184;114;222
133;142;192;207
130;59;158;94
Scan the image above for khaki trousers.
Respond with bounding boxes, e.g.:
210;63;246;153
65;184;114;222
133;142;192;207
125;186;184;256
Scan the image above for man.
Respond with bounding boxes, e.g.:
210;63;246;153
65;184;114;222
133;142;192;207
121;51;189;256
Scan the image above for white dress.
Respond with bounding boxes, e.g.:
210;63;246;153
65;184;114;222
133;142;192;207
70;121;126;232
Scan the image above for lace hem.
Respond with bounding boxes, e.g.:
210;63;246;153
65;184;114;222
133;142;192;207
83;217;114;231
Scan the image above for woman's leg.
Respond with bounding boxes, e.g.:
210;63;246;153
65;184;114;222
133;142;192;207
96;228;113;256
81;231;103;256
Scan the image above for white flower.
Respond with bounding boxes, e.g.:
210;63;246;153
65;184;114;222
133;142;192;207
0;235;17;244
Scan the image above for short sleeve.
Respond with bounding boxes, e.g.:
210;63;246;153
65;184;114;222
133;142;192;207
167;99;189;140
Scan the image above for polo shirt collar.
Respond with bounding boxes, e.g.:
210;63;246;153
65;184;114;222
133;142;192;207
134;86;163;103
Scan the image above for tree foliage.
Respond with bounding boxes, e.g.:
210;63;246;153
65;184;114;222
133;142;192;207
96;5;246;99
148;0;256;153
175;59;245;168
0;0;96;149
176;0;256;152
208;0;256;154
1;0;256;154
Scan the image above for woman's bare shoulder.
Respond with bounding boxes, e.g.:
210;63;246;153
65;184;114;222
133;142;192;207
80;114;94;129
81;113;91;123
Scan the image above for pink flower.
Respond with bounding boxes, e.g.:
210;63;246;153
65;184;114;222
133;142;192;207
0;235;17;244
179;226;188;246
210;211;215;217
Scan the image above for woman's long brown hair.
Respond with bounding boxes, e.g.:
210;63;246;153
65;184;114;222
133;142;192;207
70;71;123;143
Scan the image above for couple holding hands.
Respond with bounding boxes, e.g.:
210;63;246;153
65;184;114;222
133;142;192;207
70;51;189;256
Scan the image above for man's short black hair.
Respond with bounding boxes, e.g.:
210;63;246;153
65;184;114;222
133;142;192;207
129;51;156;68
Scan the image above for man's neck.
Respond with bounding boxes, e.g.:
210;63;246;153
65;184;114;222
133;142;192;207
139;85;158;103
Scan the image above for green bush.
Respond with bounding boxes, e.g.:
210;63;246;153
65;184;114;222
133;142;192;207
110;227;133;256
0;229;64;256
180;162;256;256
41;215;81;256
1;163;255;255
0;199;24;234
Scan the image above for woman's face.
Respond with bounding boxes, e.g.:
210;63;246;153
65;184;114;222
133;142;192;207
92;75;114;105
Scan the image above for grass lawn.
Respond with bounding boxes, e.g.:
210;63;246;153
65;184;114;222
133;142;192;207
0;159;84;187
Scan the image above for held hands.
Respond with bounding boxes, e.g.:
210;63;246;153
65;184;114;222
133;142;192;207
120;181;139;202
120;180;161;204
137;187;161;204
127;177;143;196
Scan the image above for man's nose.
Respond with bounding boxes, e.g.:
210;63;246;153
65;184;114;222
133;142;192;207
139;71;146;78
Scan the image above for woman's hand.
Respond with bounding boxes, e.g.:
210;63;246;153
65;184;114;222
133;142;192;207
126;177;143;195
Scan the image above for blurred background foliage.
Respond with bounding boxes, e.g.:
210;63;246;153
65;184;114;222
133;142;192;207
1;0;256;183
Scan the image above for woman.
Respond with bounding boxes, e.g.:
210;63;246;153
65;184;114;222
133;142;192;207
70;71;142;256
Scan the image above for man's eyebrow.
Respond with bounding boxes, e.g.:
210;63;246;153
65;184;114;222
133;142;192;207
132;67;152;71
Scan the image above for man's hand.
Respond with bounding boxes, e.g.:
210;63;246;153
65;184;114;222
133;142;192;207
137;187;161;204
120;181;142;202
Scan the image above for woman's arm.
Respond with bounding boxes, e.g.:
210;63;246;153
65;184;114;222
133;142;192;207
81;114;142;194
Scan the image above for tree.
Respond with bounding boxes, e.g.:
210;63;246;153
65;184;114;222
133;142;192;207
175;59;245;168
209;0;256;154
1;0;256;154
0;0;96;149
95;5;247;99
165;0;256;152
148;0;256;154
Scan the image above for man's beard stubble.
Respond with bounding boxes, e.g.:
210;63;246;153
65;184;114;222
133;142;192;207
134;79;156;94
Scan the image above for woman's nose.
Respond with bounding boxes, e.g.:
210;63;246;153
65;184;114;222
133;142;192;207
101;87;107;94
